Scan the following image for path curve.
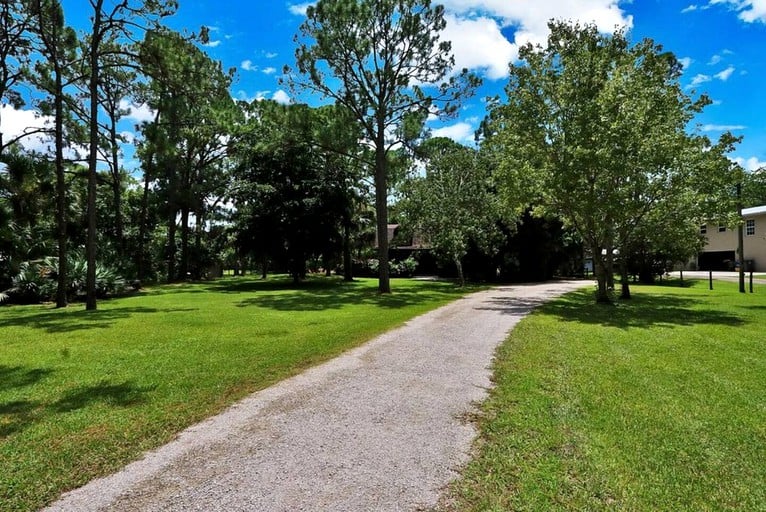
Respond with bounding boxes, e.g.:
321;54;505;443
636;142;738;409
45;280;589;512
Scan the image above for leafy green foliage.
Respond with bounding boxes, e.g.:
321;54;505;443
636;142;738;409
287;0;479;293
0;255;126;305
484;21;731;301
400;137;502;285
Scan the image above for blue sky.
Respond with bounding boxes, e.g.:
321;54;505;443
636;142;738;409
7;0;766;172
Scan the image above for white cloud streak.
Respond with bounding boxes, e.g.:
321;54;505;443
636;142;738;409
288;2;315;16
272;90;292;104
701;123;747;131
734;156;766;171
715;65;736;80
431;122;475;142
709;0;766;23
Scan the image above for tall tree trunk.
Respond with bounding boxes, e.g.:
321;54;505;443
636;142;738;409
180;206;189;279
737;182;745;293
137;153;152;281
194;205;204;279
343;218;353;282
137;105;160;281
620;259;631;299
374;143;390;293
109;115;124;256
167;211;177;282
455;255;465;287
54;66;67;308
85;1;104;311
594;253;610;303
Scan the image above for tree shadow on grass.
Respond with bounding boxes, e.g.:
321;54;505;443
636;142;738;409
0;380;154;438
0;365;55;392
0;306;199;334
234;279;464;311
513;289;746;329
51;381;154;412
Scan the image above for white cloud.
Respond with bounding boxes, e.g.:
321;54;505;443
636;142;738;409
701;124;746;131
0;105;88;159
236;90;272;103
265;52;278;59
429;1;632;80
441;15;516;80
682;4;699;12
709;0;766;22
690;74;712;86
119;99;156;124
288;2;315;16
0;105;53;153
272;90;292;104
708;54;722;65
715;65;736;80
734;156;766;171
431;122;475;142
203;40;221;48
241;60;256;71
679;57;693;70
262;67;277;75
440;0;632;47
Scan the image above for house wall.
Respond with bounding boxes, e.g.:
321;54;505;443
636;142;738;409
700;212;766;270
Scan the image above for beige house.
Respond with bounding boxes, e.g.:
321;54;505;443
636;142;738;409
698;205;766;271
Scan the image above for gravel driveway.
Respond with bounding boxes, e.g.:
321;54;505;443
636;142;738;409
45;280;589;512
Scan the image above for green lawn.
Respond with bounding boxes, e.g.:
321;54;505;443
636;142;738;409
446;280;766;511
0;276;474;512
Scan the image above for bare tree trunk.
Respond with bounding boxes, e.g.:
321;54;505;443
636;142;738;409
343;219;353;282
374;144;390;293
180;206;189;279
594;254;610;303
109;115;124;256
620;259;631;300
85;1;104;311
167;211;177;282
455;256;465;287
54;65;67;308
737;183;745;293
137;154;152;281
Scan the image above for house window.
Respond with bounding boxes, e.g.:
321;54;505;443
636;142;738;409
718;225;727;233
746;219;755;236
700;224;707;234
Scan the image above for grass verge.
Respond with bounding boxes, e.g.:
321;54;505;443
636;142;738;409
0;276;475;512
446;280;766;511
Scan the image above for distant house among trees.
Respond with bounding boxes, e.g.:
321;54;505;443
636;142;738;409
698;205;766;271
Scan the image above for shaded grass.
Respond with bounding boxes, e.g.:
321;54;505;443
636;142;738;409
0;276;476;512
446;280;766;511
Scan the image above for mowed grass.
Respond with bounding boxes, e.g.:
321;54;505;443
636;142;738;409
448;280;766;511
0;276;476;512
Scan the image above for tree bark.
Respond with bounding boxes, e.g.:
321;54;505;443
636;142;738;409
54;62;67;308
85;1;104;311
374;143;390;293
594;253;611;303
455;256;465;287
737;182;745;293
109;113;124;256
620;259;631;300
180;205;189;279
167;211;177;282
342;218;353;281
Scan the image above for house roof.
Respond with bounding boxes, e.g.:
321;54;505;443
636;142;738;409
743;205;766;217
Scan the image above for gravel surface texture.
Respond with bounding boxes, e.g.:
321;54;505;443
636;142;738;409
45;280;588;512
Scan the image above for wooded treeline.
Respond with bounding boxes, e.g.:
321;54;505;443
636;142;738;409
2;0;764;306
